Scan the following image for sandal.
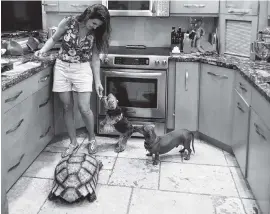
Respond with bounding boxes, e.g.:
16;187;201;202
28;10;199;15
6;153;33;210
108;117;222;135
88;139;97;154
61;143;79;158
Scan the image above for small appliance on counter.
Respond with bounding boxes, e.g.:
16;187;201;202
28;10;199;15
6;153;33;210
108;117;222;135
250;28;270;62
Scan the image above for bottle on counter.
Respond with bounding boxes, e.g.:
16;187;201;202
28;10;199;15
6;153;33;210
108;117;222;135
183;32;192;54
177;27;182;51
171;27;176;45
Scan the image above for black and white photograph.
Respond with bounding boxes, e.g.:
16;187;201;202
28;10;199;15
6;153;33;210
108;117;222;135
1;0;270;213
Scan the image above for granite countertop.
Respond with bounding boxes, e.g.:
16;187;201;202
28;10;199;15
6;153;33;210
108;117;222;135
1;51;270;103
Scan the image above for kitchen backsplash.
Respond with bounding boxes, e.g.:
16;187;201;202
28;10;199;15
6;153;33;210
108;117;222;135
43;13;216;47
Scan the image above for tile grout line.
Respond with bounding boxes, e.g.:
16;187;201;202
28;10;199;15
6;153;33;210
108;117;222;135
107;150;119;184
22;175;54;180
103;183;242;199
116;156;238;168
126;188;134;214
228;166;248;214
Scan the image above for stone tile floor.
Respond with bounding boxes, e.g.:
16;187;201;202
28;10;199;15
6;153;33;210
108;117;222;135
7;133;260;214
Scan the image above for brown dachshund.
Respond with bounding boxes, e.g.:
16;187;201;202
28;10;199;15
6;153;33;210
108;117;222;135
142;125;195;165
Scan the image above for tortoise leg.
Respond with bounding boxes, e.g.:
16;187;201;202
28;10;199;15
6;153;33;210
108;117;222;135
87;192;97;202
48;192;56;201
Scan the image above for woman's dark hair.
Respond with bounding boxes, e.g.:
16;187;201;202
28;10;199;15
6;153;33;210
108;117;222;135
77;4;111;54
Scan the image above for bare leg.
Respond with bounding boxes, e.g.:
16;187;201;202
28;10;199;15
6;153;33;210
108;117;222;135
58;92;78;149
76;92;97;153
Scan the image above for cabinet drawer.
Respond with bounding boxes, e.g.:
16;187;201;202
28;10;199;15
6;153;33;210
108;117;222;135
220;0;258;16
235;72;252;105
232;89;250;177
3;96;37;147
251;87;270;130
33;85;54;143
2;66;53;113
170;1;219;14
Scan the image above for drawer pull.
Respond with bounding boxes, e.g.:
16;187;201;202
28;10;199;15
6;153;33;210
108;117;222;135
5;91;23;103
42;3;57;6
228;8;249;15
239;83;247;92
185;70;188;91
8;153;25;172
71;4;88;7
40;126;51;139
6;119;24;135
184;4;205;8
207;72;228;79
254;123;266;140
237;102;245;113
39;75;50;82
39;97;51;108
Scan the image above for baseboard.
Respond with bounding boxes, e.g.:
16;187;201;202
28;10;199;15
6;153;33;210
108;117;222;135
198;132;233;154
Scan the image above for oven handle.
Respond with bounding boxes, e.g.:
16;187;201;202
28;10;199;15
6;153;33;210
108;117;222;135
107;71;163;77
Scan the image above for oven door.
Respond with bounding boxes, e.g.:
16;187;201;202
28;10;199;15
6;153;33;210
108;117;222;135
99;68;167;119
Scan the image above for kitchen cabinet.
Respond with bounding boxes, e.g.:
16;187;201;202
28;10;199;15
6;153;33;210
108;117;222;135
42;0;59;12
58;1;101;12
268;0;270;19
235;72;252;105
220;0;259;16
174;62;199;131
219;14;258;57
1;67;54;191
247;109;270;214
231;89;250;178
53;91;97;136
170;0;219;16
199;64;235;146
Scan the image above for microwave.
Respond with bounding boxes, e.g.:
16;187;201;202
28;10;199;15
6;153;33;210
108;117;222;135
102;0;169;17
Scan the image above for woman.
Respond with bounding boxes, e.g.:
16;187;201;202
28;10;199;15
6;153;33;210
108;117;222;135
35;4;111;157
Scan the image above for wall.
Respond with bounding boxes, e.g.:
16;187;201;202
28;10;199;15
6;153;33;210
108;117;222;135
43;12;216;47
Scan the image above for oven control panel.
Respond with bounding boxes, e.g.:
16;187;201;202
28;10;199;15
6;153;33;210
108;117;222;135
114;57;149;65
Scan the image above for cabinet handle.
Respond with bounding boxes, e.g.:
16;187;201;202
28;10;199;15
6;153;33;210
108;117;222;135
6;119;24;135
8;153;25;172
42;3;57;6
39;96;51;108
228;8;249;15
184;4;205;8
173;113;175;116
239;83;247;92
185;71;188;91
254;123;266;140
40;126;51;139
237;102;245;113
207;71;228;79
5;90;23;103
39;75;50;83
71;4;89;7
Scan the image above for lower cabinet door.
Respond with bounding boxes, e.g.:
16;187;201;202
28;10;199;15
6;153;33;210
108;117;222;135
231;89;250;178
247;110;270;214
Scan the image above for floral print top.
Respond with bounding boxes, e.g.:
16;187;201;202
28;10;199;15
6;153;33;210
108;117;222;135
58;16;94;63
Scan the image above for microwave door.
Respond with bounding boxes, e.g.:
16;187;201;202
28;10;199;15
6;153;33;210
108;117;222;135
102;0;155;16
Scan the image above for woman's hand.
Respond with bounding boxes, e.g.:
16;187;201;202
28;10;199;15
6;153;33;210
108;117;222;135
34;50;47;59
95;82;104;99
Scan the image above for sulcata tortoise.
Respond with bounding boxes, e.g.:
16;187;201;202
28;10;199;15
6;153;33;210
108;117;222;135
48;153;103;203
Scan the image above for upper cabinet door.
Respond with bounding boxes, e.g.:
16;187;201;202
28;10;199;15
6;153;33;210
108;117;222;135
268;0;270;18
219;14;258;57
170;0;219;15
58;1;101;12
220;0;259;16
42;1;59;12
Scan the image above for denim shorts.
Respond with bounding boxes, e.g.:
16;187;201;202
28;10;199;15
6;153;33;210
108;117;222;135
52;59;93;92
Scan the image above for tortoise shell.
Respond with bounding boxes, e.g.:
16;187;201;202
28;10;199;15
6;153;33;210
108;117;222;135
48;153;103;203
